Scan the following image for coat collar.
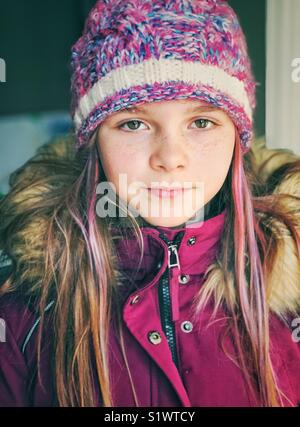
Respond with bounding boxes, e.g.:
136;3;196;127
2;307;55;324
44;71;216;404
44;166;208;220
110;208;227;298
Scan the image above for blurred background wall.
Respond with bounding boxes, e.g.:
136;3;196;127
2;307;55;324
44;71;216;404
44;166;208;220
0;0;267;195
266;0;300;156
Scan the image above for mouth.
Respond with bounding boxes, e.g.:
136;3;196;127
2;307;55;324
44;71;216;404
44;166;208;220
146;187;193;199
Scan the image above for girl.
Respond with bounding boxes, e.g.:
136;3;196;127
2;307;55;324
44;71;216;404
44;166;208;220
0;0;300;407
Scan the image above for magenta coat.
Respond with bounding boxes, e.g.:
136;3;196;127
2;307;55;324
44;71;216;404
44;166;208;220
1;209;300;407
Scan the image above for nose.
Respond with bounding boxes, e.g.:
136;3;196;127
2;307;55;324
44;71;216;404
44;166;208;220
149;132;188;172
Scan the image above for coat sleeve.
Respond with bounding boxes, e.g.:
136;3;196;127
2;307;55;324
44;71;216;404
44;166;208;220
0;292;34;406
0;278;56;407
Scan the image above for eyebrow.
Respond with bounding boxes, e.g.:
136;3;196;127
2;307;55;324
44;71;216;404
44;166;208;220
122;105;220;115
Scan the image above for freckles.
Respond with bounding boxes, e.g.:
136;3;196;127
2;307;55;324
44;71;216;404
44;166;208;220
192;136;233;165
102;143;127;164
207;135;233;153
114;141;143;157
192;139;219;156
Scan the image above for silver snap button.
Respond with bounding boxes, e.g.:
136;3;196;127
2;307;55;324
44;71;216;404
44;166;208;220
130;295;140;305
187;236;196;246
178;274;190;284
157;261;162;269
148;331;162;345
181;321;193;333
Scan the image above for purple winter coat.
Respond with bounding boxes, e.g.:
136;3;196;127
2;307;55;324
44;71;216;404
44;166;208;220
1;209;300;407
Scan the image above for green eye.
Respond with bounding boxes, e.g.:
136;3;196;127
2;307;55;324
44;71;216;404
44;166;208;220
194;119;212;129
119;120;143;131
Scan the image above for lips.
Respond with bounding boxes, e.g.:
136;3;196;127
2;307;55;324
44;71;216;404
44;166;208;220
146;187;192;199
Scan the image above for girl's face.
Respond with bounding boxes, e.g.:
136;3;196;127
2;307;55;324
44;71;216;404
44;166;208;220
97;99;235;227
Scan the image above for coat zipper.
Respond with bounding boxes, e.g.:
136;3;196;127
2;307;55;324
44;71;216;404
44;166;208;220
158;231;184;369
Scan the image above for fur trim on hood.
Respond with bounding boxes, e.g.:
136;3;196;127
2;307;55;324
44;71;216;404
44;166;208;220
0;133;299;317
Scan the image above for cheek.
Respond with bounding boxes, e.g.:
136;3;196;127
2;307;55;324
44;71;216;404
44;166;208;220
98;145;143;200
98;137;148;181
192;135;234;200
98;143;125;180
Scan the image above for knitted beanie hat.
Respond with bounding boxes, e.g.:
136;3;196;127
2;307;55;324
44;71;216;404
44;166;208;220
70;0;257;152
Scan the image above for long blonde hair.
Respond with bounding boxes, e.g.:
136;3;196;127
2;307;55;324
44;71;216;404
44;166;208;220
0;128;299;406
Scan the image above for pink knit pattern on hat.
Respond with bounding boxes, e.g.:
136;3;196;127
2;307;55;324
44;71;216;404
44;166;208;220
70;0;257;152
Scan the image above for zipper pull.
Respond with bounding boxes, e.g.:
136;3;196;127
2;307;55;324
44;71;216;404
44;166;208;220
168;244;181;269
168;244;181;322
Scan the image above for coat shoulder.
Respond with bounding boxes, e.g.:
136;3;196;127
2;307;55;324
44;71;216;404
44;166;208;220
249;137;300;316
250;137;300;182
